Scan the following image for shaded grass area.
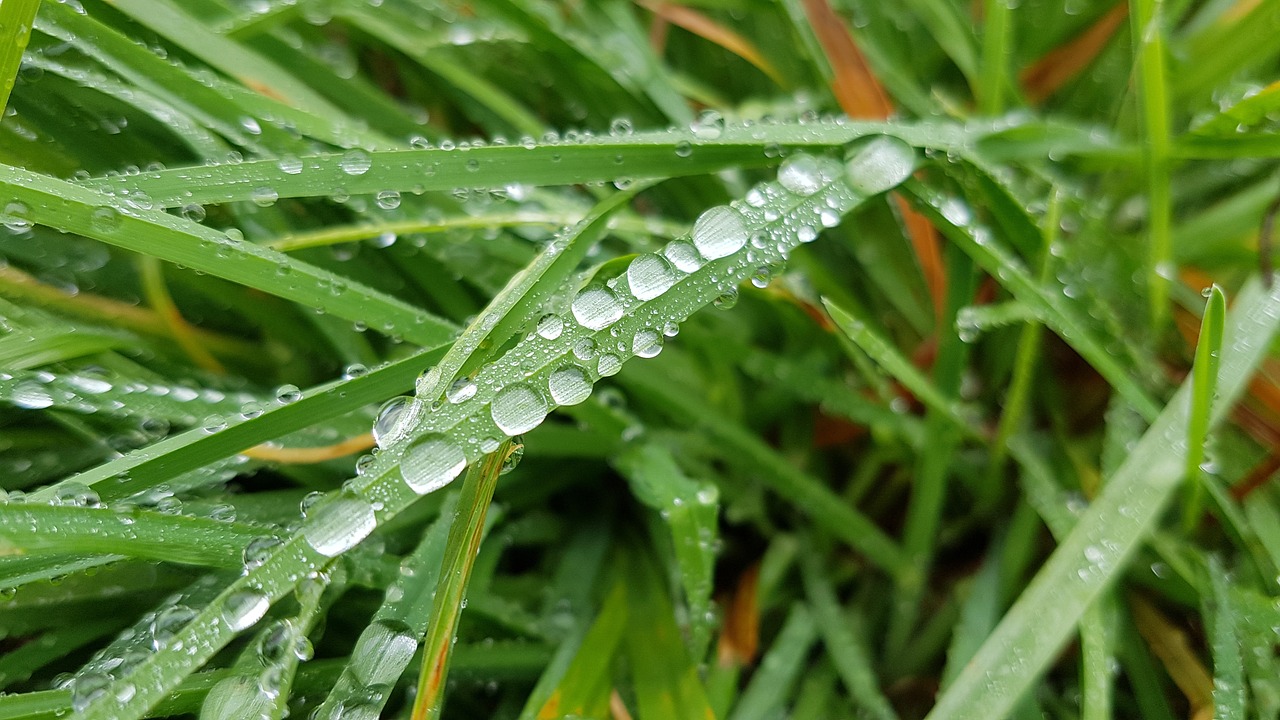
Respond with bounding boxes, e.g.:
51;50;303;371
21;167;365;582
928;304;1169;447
1;0;1279;719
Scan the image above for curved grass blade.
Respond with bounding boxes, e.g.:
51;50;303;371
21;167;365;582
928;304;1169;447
1182;284;1226;531
85;119;974;209
925;277;1280;720
0;165;457;348
0;0;39;115
410;442;513;720
0;504;270;569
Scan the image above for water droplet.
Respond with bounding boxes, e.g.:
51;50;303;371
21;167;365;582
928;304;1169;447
249;187;278;207
691;110;725;140
571;286;623;330
844;136;916;196
609;117;634;136
150;605;197;649
597;354;622;376
339;149;372;176
11;380;53;409
376;190;401;210
626;254;677;301
573;337;596;361
373;396;418;448
353;620;417;687
674;141;692;158
221;590;270;631
446;378;477;403
796;225;817;243
663;240;703;272
71;673;111;713
303;496;377;557
713;288;739;309
548;366;592;406
777;154;823;196
90;206;122;233
53;482;100;508
274;384;302;404
201;675;272;720
401;434;467;494
692;206;747;260
2;201;32;233
242;536;282;571
632;329;663;358
501;441;524;474
536;314;563;340
750;267;772;288
277;156;303;175
490;384;548;436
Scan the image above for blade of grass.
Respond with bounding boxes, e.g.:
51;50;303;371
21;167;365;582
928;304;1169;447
727;604;817;720
1182;284;1226;531
1130;0;1175;328
411;440;515;720
0;0;39;115
0;164;457;347
925;276;1280;720
1206;555;1245;720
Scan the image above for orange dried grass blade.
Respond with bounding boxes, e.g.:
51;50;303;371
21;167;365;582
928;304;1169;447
1020;3;1129;104
716;564;760;666
635;1;785;87
799;0;946;320
1129;593;1215;716
241;433;375;464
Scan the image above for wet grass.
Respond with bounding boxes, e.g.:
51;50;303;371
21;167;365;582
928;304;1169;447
1;1;1280;719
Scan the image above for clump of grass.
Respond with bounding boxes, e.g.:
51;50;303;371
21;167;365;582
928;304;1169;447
1;1;1279;719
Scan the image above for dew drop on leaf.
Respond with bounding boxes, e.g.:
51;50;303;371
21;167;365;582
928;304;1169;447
571;285;623;330
597;354;622;376
373;396;418;448
201;675;273;720
777;154;823;196
339;149;372;176
692;206;748;260
536;314;564;340
221;590;270;631
352;619;417;686
401;434;467;494
302;496;377;557
844;135;916;196
445;378;477;404
632;329;663;358
626;254;677;301
663;240;703;273
490;384;548;435
548;366;592;406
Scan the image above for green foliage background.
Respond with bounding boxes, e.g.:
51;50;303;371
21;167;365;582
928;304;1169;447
1;0;1279;718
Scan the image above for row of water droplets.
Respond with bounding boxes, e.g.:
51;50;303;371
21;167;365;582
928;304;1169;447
354;141;912;508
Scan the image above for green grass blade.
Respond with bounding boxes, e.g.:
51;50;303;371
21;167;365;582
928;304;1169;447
0;0;38;115
1206;555;1245;720
0;164;457;347
925;277;1280;720
1182;284;1226;531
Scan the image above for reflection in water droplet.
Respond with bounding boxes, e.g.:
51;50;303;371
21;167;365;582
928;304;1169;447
339;149;372;176
692;206;748;260
221;590;270;631
402;434;467;494
548;366;592;406
571;286;623;330
626;254;677;301
491;384;548;435
303;496;377;557
373;396;418;448
536;314;563;339
632;329;663;358
777;154;823;196
353;620;418;687
844;136;916;196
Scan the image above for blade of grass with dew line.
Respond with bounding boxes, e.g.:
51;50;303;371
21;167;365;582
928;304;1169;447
1182;284;1225;531
925;276;1280;720
0;0;39;115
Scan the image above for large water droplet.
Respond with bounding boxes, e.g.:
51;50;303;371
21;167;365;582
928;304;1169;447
445;378;477;404
373;396;418;448
663;240;703;273
627;254;677;301
352;620;417;686
692;206;747;260
536;314;563;340
632;329;663;358
11;380;53;409
691;110;725;140
777;154;823;196
844;136;916;196
339;149;372;176
303;496;376;557
201;676;272;720
597;354;622;376
221;590;270;631
401;434;467;494
71;673;111;713
242;536;282;571
548;366;592;406
571;286;623;330
491;384;548;435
